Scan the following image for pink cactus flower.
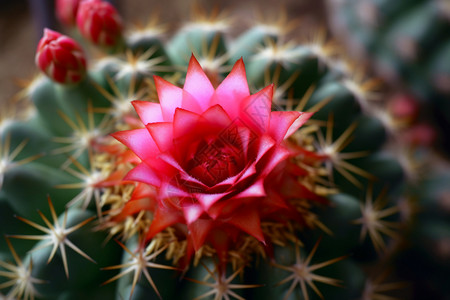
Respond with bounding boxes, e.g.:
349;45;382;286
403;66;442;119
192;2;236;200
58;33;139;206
55;0;81;26
76;0;123;48
35;28;87;84
112;56;313;260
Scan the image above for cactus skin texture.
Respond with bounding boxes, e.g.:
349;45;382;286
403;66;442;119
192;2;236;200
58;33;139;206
0;1;447;299
326;0;450;153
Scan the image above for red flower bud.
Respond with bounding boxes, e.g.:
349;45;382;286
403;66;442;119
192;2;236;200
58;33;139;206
55;0;81;26
35;28;87;84
76;0;123;48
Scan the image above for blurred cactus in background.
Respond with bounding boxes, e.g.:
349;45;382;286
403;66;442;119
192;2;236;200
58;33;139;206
0;0;448;299
326;0;450;153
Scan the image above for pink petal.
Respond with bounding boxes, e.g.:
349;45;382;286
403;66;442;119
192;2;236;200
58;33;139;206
201;104;233;128
183;55;214;111
268;111;302;143
158;153;209;190
181;89;203;114
132;100;164;124
111;128;158;161
234;179;266;199
183;204;205;224
211;58;250;120
172;108;202;142
195;192;229;211
159;181;190;199
285;111;314;138
240;84;273;134
124;162;161;187
261;146;290;176
154;75;183;122
146;122;173;153
255;135;276;162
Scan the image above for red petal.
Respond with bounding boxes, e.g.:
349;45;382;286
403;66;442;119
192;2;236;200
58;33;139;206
146;205;185;240
113;197;156;222
172;108;202;143
228;207;265;243
254;135;276;162
268;111;301;143
124;162;161;187
233;179;266;199
260;145;290;176
195;192;228;211
285;111;314;138
240;84;273;134
188;219;214;251
200;104;233;129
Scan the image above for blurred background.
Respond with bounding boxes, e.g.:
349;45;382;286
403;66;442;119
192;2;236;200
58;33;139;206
1;1;449;299
0;0;327;104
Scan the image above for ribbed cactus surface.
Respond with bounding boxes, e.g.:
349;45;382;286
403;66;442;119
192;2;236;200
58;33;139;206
0;0;446;299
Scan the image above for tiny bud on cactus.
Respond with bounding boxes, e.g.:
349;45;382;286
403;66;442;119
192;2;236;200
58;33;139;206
76;0;123;48
389;94;420;125
35;28;87;84
55;0;81;26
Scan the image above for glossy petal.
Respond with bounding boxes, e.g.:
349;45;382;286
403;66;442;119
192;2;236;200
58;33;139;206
154;76;183;122
132;100;164;124
111;128;158;161
183;55;215;111
146;122;173;153
211;58;250;120
124;162;161;187
240;84;273;134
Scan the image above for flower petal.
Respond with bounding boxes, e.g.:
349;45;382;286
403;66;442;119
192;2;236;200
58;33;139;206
154;75;183;122
261;146;291;176
195;192;229;211
228;207;265;243
146;204;185;240
188;219;214;251
111;128;158;161
211;58;250;119
146;122;173;153
268;111;301;143
240;84;273;134
132;100;164;124
233;178;266;199
124;162;161;187
183;204;205;224
183;55;215;111
285;111;314;138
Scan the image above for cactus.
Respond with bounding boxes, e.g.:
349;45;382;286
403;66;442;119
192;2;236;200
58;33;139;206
2;0;445;299
326;0;450;152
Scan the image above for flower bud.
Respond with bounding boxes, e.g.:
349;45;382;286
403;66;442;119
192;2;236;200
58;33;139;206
35;28;87;84
76;0;123;48
55;0;80;26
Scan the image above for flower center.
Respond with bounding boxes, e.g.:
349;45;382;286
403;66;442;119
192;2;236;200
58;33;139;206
186;136;242;187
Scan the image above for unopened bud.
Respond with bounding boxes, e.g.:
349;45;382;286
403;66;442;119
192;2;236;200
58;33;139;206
35;28;87;84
